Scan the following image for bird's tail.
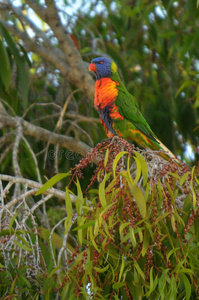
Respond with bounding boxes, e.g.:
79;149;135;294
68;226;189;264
157;138;176;159
156;138;182;166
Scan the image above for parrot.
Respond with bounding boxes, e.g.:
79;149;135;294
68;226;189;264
89;56;176;161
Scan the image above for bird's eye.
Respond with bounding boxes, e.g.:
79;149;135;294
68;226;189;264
100;61;104;64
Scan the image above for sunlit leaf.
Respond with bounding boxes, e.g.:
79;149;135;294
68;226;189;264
134;152;148;186
128;182;146;218
65;187;73;217
141;229;150;256
94;264;109;273
99;172;111;208
104;148;109;167
113;151;127;178
36;173;70;195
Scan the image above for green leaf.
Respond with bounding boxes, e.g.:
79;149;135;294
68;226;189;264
119;255;125;282
48;266;61;278
0;22;29;106
64;215;73;233
37;227;64;249
13;240;33;252
158;272;167;295
99;172;111;208
189;253;199;268
104;148;109;167
112;151;127;178
35;173;70;195
128;183;146;218
193;86;199;108
134;152;148;186
73;220;95;231
130;227;137;247
65;187;73;217
180;172;190;186
0;39;11;89
167;248;180;260
145;267;158;297
15;234;32;248
133;157;142;185
175;80;197;98
9;212;18;234
112;282;125;289
119;222;130;240
75;177;84;215
94;264;109;273
89;227;99;251
180;273;191;300
190;166;196;211
141;229;150;256
134;260;145;280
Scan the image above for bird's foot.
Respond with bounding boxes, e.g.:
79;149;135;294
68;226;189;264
110;135;120;144
101;136;119;144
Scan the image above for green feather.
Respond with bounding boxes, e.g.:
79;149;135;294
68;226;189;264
112;73;159;144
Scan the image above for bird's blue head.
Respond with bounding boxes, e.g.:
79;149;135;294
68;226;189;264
89;57;117;79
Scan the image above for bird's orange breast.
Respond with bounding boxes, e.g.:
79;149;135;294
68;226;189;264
94;78;119;109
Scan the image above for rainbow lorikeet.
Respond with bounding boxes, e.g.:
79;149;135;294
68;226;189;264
89;57;176;161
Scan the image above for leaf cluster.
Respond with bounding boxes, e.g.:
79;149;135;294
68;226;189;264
1;139;198;299
58;139;199;299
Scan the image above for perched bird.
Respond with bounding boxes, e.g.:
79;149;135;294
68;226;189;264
89;57;176;161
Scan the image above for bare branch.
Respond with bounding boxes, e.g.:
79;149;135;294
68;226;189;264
0;174;76;206
1;113;92;159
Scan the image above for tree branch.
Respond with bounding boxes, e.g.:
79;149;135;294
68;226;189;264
0;112;92;158
21;0;95;99
0;174;76;207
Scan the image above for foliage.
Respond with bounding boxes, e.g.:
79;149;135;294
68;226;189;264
1;139;199;299
0;0;199;299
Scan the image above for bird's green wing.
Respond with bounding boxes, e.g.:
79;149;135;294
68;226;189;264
115;89;158;142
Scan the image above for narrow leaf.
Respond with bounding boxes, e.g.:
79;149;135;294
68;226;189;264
113;151;127;178
134;260;145;280
175;80;197;98
0;23;29;105
0;40;11;88
180;273;191;300
94;264;109;273
9;212;18;234
73;220;95;231
112;282;125;289
135;152;148;186
104;148;109;167
119;255;125;282
99;172;111;208
128;182;146;218
75;177;84;215
36;173;70;195
180;172;190;186
13;240;33;251
190;166;196;211
141;229;150;256
65;187;73;217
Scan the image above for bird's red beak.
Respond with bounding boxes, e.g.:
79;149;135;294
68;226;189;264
89;63;96;72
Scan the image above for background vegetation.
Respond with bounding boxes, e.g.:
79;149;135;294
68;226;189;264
0;0;199;299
